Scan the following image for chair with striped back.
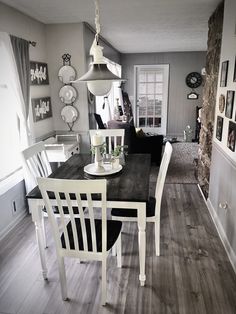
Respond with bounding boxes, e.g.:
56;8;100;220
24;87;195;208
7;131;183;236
22;141;52;247
37;177;122;305
111;141;172;256
89;129;125;154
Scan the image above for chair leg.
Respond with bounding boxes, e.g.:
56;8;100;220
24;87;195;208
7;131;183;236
112;245;117;256
41;214;47;249
58;256;68;301
116;234;122;268
101;258;107;305
154;220;160;256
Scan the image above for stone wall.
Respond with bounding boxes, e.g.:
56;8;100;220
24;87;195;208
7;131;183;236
198;2;224;198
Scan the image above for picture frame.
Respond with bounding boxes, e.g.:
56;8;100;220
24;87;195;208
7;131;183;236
233;56;236;82
225;90;235;118
32;97;52;122
227;121;236;152
220;60;229;87
30;61;49;85
216;116;224;141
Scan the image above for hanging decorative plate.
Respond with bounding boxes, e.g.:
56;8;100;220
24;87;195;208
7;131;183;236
58;65;76;84
61;105;78;123
219;94;225;113
59;85;77;104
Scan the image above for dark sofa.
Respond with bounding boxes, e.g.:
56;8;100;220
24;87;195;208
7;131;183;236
107;120;163;165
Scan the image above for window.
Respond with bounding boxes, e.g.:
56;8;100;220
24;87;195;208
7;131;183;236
134;65;169;135
0;84;21;180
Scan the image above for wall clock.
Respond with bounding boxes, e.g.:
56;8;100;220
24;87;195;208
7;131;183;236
186;72;202;89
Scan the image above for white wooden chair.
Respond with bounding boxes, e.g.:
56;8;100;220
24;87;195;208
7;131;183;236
37;177;122;305
22;142;52;246
111;141;173;256
89;129;125;154
22;141;52;187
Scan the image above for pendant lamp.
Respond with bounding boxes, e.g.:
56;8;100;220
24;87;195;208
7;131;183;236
72;0;125;96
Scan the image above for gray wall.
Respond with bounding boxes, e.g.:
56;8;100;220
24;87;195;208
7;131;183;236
121;51;206;137
208;0;236;271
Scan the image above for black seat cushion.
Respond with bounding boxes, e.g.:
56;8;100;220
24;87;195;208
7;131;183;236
111;197;156;218
61;218;122;252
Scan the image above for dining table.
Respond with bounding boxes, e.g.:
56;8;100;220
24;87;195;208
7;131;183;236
27;153;151;286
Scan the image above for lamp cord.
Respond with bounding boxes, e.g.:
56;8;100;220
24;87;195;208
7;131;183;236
94;0;101;44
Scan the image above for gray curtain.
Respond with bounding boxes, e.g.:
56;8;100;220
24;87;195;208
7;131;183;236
10;35;30;118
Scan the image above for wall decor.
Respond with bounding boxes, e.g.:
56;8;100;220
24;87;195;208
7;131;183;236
32;97;52;122
216;116;224;141
220;60;229;87
30;61;49;85
227;121;236;152
219;94;225;113
233;56;236;82
187;91;199;100
225;90;235;118
58;53;76;84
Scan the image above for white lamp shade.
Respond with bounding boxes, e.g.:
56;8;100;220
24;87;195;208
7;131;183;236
87;80;112;96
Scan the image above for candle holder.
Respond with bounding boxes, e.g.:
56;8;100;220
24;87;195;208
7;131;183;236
93;143;105;173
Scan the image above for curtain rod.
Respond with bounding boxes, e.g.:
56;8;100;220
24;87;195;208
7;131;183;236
29;41;36;47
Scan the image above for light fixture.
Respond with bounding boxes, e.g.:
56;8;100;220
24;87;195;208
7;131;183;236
73;0;125;96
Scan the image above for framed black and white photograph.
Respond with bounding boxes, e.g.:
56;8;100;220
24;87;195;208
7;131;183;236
216;116;224;141
225;90;235;118
32;97;52;122
220;60;229;87
227;121;236;152
233;56;236;82
30;61;49;85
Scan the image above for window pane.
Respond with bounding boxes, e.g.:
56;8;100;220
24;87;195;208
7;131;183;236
147;117;154;127
139;83;146;94
154;117;162;127
155;83;163;93
147;72;155;82
139;73;146;82
147;83;154;94
156;73;163;81
139;117;146;127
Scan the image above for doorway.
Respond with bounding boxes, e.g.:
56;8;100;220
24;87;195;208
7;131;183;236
134;64;169;135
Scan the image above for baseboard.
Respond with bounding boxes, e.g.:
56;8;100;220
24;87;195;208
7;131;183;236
0;210;28;242
206;197;236;274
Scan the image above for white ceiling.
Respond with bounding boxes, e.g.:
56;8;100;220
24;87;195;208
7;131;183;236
1;0;221;53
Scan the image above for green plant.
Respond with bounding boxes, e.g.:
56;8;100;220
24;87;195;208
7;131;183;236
90;142;106;155
111;145;128;157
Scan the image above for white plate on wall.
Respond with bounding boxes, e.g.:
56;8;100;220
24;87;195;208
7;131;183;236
59;85;77;104
84;163;122;176
58;65;76;84
61;105;78;123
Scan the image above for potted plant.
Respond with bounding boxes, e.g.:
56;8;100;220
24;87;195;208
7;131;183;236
111;145;128;168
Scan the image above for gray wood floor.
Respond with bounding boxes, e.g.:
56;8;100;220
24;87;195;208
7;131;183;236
1;183;236;314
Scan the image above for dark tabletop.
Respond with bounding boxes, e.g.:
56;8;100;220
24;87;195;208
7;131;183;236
27;153;151;203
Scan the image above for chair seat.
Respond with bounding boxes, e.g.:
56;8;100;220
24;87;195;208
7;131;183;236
111;196;156;218
61;218;122;252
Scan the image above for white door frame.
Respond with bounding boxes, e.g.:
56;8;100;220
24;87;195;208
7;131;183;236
134;64;169;135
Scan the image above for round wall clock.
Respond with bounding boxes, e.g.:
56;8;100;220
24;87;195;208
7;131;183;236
186;72;202;89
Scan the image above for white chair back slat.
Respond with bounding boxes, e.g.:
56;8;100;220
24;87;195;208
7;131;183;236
155;142;173;212
75;193;88;251
65;193;79;251
55;191;70;250
89;129;125;154
87;193;97;252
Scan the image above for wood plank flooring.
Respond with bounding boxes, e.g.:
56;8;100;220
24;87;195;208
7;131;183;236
1;183;236;313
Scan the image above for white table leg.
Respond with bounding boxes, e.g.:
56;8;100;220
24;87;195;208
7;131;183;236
137;203;146;286
30;200;48;280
